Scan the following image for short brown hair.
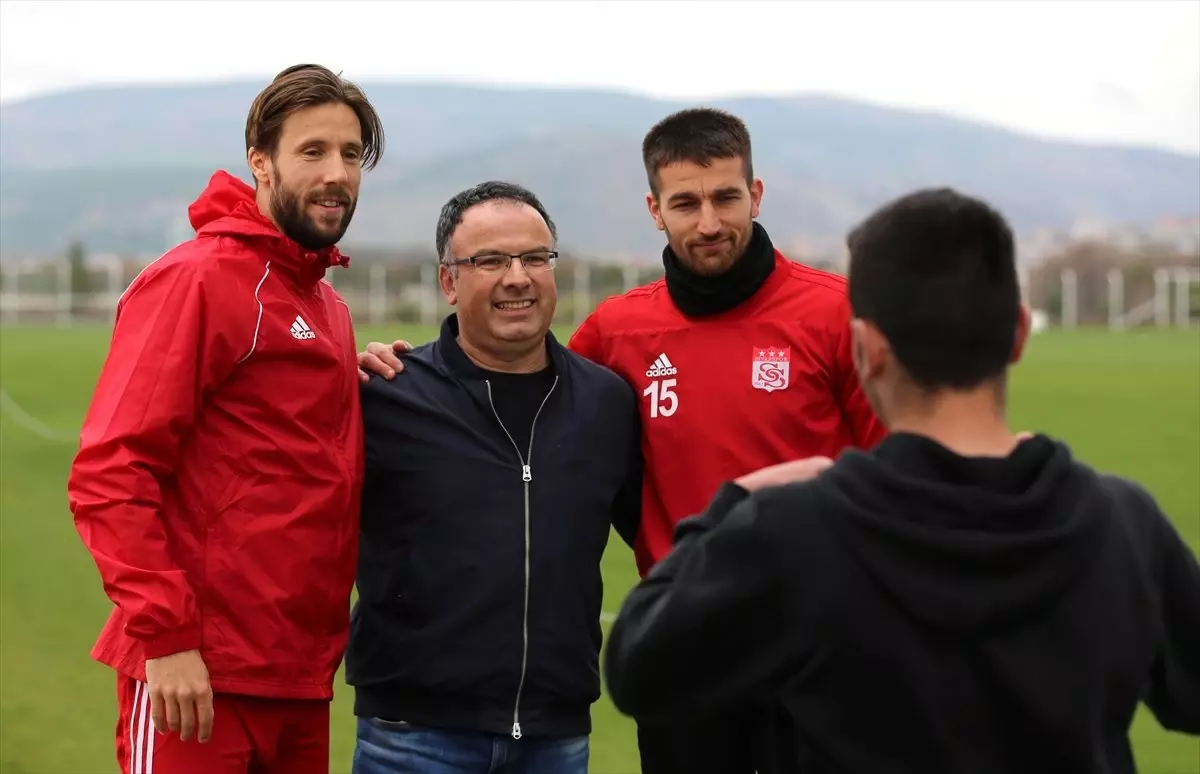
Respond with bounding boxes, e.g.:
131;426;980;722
245;64;385;171
641;107;753;195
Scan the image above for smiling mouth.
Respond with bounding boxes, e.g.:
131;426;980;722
495;300;535;311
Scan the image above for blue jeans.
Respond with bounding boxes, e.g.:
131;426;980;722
352;717;589;774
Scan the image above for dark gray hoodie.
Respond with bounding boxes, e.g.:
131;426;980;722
605;433;1200;774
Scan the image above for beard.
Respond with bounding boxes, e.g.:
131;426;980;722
269;176;357;251
666;222;752;277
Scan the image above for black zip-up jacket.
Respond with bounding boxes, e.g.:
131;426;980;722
346;314;642;741
605;433;1200;774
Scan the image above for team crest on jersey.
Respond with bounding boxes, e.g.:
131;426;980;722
751;346;790;392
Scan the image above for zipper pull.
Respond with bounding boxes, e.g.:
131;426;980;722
521;465;532;482
512;720;522;739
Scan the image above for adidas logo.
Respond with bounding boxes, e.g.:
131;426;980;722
290;315;317;340
645;353;677;378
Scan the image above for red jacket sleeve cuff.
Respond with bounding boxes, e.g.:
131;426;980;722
140;624;202;660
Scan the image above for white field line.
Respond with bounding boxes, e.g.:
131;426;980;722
0;386;79;443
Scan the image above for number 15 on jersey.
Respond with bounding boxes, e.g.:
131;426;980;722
643;378;678;419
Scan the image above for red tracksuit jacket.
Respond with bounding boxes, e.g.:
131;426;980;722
67;171;364;700
569;250;886;577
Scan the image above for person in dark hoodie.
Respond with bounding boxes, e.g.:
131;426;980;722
603;186;1200;774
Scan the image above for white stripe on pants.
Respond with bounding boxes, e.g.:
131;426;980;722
129;680;156;774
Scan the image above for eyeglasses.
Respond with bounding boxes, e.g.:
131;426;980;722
442;250;558;273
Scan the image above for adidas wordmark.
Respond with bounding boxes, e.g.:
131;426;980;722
645;353;677;378
291;315;317;340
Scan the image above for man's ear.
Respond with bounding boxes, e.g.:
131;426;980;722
749;177;764;219
1010;303;1032;365
247;147;272;187
849;318;887;382
438;264;458;306
645;191;665;232
849;318;868;379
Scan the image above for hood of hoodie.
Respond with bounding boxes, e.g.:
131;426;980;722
822;432;1109;636
187;170;349;285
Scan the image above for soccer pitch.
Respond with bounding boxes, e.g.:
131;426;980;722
1;324;1197;774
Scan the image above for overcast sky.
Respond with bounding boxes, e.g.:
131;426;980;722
1;0;1197;155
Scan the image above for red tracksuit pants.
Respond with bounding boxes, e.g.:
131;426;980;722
116;675;330;774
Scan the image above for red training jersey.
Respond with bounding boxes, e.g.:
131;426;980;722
67;171;364;700
569;250;886;577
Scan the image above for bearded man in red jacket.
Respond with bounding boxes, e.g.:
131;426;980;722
357;107;885;774
67;64;384;774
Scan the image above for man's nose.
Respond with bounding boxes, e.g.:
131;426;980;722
501;257;533;286
321;156;350;186
697;202;722;235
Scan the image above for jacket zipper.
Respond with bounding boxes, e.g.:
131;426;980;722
485;375;558;740
301;290;351;477
302;290;357;607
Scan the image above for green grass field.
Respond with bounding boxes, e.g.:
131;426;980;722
1;324;1197;774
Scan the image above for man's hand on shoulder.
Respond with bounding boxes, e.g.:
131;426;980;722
145;649;214;743
357;339;413;383
735;456;834;493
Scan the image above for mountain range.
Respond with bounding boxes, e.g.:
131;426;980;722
1;80;1197;261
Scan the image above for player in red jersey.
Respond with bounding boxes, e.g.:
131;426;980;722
569;109;884;584
356;107;884;774
568;107;886;774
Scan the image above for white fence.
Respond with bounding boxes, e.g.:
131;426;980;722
1;258;1197;330
1044;266;1200;330
0;258;663;329
1101;267;1199;330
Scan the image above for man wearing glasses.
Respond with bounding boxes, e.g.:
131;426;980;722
345;181;643;774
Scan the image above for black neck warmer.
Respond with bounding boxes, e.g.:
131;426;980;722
662;221;776;316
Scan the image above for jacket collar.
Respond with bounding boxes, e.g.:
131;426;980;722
437;313;566;380
189;170;349;288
